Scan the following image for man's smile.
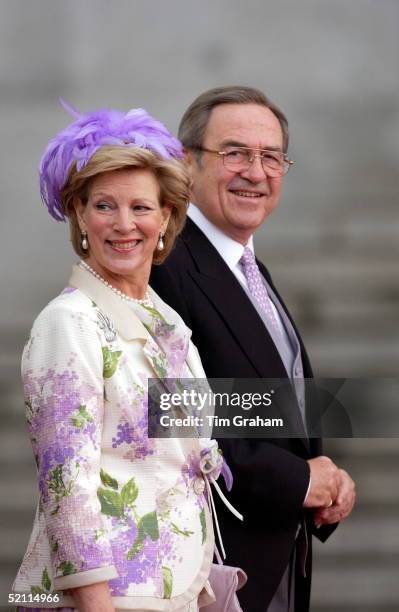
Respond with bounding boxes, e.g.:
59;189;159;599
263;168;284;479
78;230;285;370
229;190;264;198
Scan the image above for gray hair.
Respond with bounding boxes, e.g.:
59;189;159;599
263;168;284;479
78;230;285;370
178;85;289;155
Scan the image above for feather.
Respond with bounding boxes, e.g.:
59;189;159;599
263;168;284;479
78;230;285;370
39;103;183;221
59;98;81;119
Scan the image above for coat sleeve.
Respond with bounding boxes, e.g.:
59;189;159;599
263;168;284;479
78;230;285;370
151;257;311;526
217;438;310;525
22;297;118;590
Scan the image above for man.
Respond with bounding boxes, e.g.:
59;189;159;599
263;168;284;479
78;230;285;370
150;86;355;611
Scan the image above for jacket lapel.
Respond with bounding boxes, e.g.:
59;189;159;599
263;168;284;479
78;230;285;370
181;220;309;447
69;265;166;379
182;220;288;379
69;265;148;341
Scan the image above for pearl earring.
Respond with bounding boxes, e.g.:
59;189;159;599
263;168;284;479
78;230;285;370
81;231;88;251
157;233;164;251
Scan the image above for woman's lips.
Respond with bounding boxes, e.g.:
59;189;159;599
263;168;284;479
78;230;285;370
107;239;140;252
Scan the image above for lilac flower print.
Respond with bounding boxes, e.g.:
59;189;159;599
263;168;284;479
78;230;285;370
181;451;201;482
181;452;206;510
35;418;99;504
38;445;75;500
170;338;187;354
84;420;96;439
108;519;159;595
75;534;113;572
23;367;102;490
48;491;113;574
158;524;175;562
112;418;154;461
142;305;176;339
60;286;77;295
165;337;189;371
22;368;41;409
52;532;111;576
111;388;154;461
112;422;135;448
153;317;175;340
25;368;100;430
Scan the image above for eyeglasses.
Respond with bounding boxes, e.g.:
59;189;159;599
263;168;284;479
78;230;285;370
194;146;294;177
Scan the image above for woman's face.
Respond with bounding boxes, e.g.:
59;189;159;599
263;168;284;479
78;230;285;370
76;168;171;295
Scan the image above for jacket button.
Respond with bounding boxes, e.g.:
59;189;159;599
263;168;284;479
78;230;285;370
193;477;205;495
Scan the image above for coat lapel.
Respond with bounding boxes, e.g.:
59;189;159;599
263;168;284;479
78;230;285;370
182;220;289;379
69;265;166;379
181;220;309;447
69;265;200;393
69;265;148;341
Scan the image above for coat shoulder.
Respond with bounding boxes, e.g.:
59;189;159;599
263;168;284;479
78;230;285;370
34;287;92;319
27;288;103;349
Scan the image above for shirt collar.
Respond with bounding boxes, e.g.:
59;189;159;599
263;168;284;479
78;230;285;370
187;203;254;271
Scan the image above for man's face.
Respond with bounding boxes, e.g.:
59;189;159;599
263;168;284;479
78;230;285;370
188;103;284;244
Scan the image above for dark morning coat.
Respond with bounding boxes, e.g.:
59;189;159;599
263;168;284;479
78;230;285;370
150;218;334;612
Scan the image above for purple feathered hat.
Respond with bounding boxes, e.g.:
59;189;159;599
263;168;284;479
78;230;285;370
39;100;184;221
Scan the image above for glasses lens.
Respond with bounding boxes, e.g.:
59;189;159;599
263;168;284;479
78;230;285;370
261;152;285;177
222;148;291;176
223;148;249;171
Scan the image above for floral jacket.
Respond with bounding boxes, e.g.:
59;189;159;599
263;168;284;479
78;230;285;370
12;265;215;610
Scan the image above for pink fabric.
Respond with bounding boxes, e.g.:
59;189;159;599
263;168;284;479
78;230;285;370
204;564;247;612
240;247;280;334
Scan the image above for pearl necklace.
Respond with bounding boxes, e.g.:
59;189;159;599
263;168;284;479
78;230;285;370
79;260;153;307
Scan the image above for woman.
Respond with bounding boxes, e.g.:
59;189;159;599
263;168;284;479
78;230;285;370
12;105;226;612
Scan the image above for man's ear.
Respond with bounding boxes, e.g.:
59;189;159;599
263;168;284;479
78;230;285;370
183;150;197;194
184;148;197;170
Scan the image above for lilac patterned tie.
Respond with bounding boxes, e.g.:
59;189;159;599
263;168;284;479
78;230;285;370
240;246;281;334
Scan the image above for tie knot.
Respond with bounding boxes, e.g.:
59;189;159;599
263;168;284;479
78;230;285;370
240;246;256;268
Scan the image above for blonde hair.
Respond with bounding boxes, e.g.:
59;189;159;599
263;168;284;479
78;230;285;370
61;146;190;264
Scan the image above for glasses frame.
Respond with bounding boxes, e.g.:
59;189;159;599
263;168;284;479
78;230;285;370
193;146;294;176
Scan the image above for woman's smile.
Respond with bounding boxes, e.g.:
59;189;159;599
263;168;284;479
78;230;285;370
106;238;141;252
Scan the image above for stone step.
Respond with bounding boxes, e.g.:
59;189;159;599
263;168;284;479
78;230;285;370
320;299;398;323
261;227;399;262
311;563;399;608
314;515;399;557
0;429;34;464
0;474;37;514
0;393;25;425
326;438;399;456
295;300;398;333
303;333;399;376
271;258;399;295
